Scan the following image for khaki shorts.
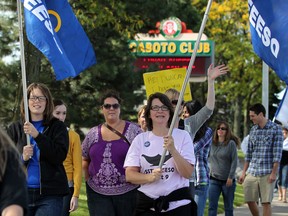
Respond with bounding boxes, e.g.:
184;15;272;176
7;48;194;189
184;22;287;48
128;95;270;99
243;174;275;203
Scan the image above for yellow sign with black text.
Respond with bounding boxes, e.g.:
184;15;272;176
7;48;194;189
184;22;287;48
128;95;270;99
143;68;192;101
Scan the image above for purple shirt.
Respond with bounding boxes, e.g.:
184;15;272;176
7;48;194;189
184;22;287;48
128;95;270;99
82;121;142;195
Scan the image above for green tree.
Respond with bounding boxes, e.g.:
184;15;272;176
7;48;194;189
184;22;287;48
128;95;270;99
196;0;285;138
0;0;23;126
0;0;203;130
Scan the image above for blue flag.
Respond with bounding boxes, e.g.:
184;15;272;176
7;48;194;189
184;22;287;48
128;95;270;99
248;0;288;85
23;0;96;80
274;87;288;127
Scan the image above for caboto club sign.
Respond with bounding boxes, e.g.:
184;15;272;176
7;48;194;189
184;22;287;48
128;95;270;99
129;17;214;76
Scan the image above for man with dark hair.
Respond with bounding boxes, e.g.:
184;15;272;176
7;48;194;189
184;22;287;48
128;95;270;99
239;103;283;216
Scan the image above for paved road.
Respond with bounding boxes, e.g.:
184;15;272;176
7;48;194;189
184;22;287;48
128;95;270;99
217;192;288;216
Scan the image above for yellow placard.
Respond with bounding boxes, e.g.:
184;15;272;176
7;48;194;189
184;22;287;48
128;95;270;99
143;68;192;101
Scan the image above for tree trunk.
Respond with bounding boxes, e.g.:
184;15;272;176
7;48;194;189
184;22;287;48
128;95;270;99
233;96;242;139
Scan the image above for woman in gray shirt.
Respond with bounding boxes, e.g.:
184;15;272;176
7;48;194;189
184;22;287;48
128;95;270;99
208;121;239;216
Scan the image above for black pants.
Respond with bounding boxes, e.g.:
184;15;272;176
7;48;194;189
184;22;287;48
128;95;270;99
134;188;197;216
138;203;192;216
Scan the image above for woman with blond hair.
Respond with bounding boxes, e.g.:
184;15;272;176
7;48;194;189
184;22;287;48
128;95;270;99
137;105;147;132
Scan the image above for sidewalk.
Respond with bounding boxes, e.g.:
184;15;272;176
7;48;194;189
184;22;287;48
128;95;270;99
217;192;288;216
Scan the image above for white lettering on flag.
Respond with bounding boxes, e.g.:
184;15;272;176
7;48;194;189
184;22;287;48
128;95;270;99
24;0;63;54
248;0;280;58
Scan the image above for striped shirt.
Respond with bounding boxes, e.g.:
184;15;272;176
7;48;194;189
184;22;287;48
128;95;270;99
246;120;283;176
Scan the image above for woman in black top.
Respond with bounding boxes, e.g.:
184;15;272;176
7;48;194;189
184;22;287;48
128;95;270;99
0;126;28;216
7;83;69;216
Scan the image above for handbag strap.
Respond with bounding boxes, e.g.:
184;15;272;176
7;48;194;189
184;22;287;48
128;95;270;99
103;123;130;145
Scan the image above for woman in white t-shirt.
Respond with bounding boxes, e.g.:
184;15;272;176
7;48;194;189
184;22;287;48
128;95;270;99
124;92;196;216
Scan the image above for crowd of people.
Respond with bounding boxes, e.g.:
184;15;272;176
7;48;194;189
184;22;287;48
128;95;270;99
1;64;288;216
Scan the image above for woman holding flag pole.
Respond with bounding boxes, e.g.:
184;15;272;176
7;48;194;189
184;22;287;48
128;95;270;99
7;83;69;216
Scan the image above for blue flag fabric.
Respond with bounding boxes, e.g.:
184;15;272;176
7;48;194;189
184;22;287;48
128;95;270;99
248;0;288;85
23;0;96;80
274;87;288;127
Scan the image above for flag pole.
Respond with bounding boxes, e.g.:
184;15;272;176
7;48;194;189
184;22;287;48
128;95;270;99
17;0;31;145
159;0;213;168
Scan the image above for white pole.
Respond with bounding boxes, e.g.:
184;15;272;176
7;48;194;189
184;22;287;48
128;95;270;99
262;61;269;118
17;0;30;145
159;0;213;168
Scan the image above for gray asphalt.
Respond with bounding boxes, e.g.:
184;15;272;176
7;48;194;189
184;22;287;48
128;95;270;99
217;192;288;216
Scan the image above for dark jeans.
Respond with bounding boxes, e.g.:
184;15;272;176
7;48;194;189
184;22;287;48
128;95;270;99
208;178;236;216
86;183;137;216
138;203;192;216
189;182;195;198
28;188;63;216
61;187;74;216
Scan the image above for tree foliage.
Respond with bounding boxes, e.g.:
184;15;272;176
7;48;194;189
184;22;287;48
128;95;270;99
1;0;284;138
193;0;285;137
0;0;201;132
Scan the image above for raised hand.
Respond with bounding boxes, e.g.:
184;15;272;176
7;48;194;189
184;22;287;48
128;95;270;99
208;64;229;81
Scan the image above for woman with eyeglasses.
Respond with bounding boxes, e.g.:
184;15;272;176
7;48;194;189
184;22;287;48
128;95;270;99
82;90;142;216
7;83;69;216
124;92;196;216
208;121;240;216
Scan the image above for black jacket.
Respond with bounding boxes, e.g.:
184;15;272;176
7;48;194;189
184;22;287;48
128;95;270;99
7;118;69;196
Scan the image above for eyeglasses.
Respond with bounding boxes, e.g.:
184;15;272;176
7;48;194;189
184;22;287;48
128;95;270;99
102;103;120;109
171;100;184;106
217;127;228;131
151;105;169;111
29;96;46;102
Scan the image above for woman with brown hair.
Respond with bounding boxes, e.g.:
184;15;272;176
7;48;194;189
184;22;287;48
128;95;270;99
7;83;69;216
0;126;28;216
53;99;82;215
208;121;240;216
82;90;142;216
124;92;196;216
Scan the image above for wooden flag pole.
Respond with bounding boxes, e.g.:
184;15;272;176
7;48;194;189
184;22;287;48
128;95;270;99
159;0;213;168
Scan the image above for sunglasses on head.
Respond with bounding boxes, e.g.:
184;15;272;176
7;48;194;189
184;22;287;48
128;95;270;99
171;100;184;106
102;103;120;109
217;127;228;131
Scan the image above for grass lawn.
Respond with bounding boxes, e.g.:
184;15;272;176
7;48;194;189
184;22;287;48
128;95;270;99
70;182;88;216
73;150;245;215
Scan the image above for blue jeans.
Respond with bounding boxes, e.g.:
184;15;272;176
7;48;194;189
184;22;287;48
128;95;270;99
28;188;63;216
208;178;236;216
86;183;137;216
194;184;209;216
278;164;288;188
